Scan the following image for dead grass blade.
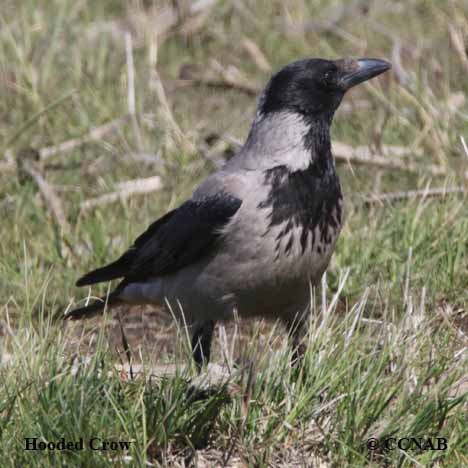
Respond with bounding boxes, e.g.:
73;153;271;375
448;24;468;74
241;37;271;72
80;176;163;214
125;32;143;151
364;187;467;205
1;116;130;175
179;59;260;96
40;116;130;161
332;141;452;177
17;149;71;236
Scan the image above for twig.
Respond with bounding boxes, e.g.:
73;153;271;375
80;176;163;214
179;60;260;96
40;116;129;160
125;32;143;151
17;150;77;260
363;187;467;205
334;141;420;160
332;141;448;177
18;150;71;235
1;116;129;174
241;37;271;72
209;59;261;94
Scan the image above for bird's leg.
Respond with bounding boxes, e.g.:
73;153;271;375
191;320;215;371
284;312;309;366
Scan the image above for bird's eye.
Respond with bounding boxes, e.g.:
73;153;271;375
321;71;334;87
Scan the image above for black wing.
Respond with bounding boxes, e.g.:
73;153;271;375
76;194;242;286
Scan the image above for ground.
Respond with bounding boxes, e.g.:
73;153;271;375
0;1;467;466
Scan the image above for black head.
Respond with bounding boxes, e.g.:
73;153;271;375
258;58;391;120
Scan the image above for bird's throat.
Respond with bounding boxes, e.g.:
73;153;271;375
303;116;335;177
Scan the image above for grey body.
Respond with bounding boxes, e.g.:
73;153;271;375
68;57;391;367
118;112;342;326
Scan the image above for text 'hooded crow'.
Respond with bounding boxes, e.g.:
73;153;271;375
67;57;391;368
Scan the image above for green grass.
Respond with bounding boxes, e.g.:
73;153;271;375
1;0;467;466
1;295;466;466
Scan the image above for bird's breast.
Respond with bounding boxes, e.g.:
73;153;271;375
189;164;344;320
255;162;343;280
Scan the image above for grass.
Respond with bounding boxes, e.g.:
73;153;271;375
1;0;467;466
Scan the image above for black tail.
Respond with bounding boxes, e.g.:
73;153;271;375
76;251;134;287
65;294;121;320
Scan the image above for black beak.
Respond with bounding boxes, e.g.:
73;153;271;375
338;58;391;91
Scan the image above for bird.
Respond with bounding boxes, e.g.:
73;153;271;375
66;57;391;369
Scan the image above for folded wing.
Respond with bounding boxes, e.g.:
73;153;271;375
76;194;242;287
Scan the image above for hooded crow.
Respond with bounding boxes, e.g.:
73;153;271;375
67;57;391;368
